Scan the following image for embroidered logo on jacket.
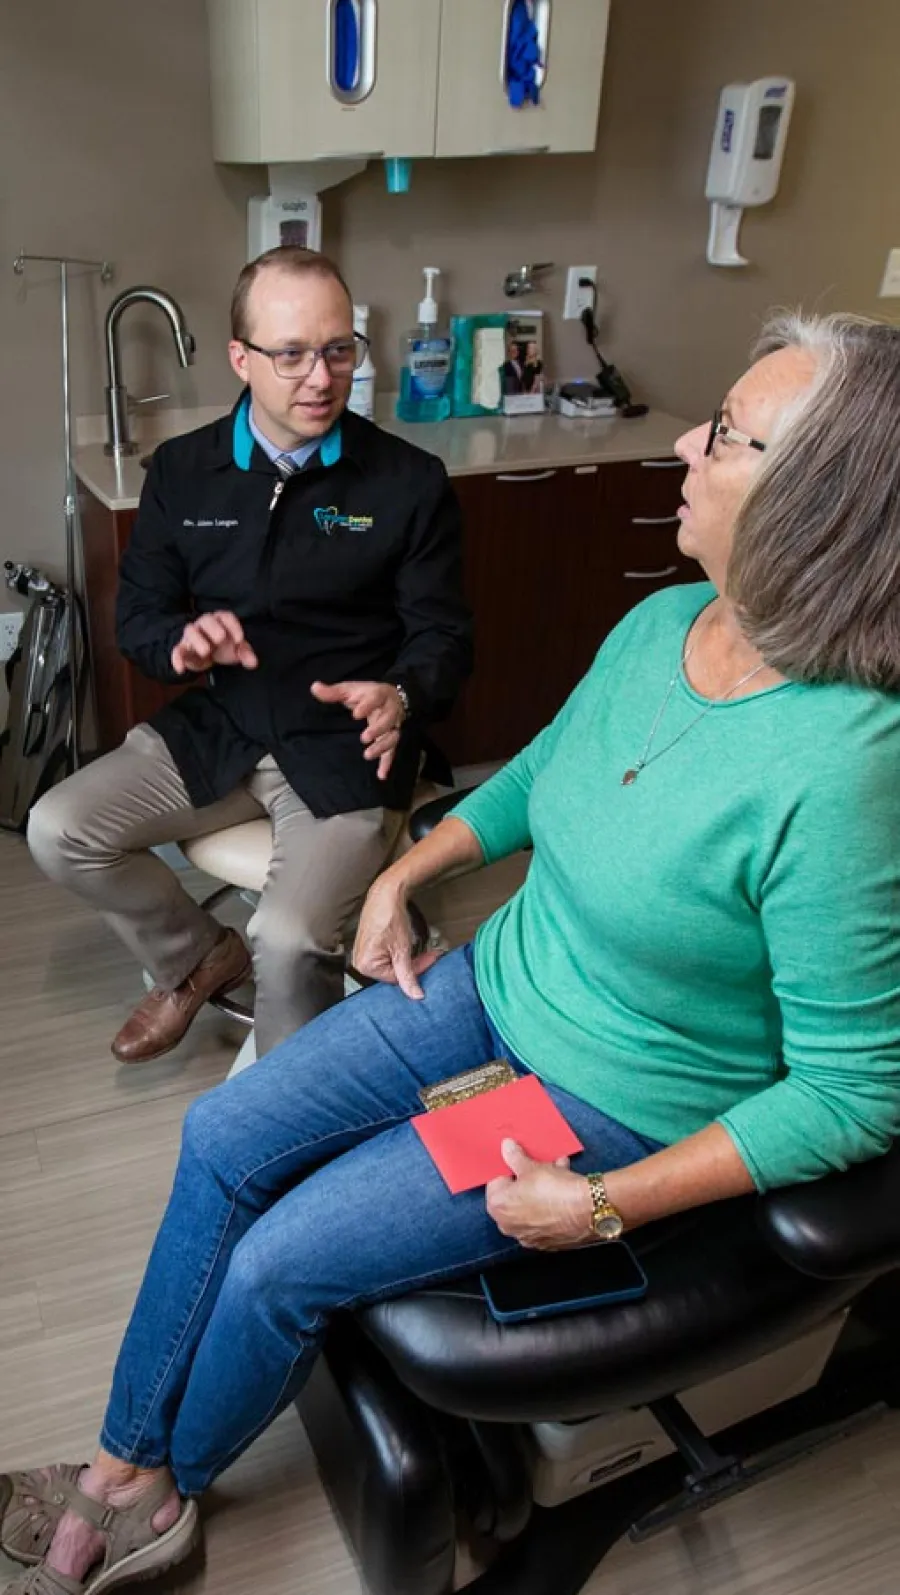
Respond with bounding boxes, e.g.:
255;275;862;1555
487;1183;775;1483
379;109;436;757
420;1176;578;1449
313;505;374;535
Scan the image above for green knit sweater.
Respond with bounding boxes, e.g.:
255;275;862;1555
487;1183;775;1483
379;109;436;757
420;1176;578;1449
452;584;900;1191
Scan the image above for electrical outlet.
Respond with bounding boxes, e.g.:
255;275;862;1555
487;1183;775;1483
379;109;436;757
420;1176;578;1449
0;611;24;664
563;265;598;321
879;248;900;298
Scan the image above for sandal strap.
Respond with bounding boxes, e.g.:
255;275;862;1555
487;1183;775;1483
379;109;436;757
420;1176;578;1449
3;1564;85;1595
65;1472;178;1568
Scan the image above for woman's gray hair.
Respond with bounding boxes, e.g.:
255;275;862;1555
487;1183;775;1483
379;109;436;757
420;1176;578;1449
727;311;900;690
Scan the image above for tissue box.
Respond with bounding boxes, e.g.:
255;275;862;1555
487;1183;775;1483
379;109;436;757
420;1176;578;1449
450;314;508;417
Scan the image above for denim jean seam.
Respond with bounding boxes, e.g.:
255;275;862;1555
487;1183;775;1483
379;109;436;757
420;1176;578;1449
120;1111;409;1456
169;1245;517;1490
174;1343;313;1494
97;1427;169;1471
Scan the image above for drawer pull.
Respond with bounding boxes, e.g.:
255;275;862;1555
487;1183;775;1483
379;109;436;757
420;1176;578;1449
623;565;679;580
484;145;551;156
640;458;684;470
495;470;558;483
631;514;681;526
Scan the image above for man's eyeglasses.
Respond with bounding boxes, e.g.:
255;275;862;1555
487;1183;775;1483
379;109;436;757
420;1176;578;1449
705;408;767;457
242;333;369;381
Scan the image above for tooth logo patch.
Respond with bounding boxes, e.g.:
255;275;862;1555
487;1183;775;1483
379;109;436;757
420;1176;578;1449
313;506;374;535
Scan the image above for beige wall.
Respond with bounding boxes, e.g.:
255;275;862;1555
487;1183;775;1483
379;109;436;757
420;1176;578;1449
328;0;900;413
0;0;257;587
2;0;898;722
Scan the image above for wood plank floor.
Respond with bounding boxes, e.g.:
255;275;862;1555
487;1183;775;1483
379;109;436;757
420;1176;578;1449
1;827;899;1595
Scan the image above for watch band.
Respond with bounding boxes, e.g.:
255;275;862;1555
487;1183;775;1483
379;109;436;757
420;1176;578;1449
394;682;411;722
586;1171;625;1241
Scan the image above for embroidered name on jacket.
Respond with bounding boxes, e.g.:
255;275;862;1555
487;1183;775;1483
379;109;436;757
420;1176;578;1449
313;505;375;535
183;518;239;529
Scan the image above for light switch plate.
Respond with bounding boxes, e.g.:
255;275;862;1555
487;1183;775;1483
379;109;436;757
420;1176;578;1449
878;248;900;297
563;265;598;321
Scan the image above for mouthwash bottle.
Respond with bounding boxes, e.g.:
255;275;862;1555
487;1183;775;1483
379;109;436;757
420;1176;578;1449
396;267;454;423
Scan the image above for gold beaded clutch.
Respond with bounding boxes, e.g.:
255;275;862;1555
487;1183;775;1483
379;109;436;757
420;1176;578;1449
417;1059;517;1113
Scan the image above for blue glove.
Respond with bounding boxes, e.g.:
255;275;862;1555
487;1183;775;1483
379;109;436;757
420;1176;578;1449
506;0;542;108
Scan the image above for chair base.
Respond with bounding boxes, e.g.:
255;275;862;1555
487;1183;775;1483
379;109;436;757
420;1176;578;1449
298;1319;896;1595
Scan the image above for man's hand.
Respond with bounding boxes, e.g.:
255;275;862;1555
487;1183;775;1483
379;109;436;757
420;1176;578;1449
171;611;258;676
351;875;441;998
310;679;406;780
486;1140;595;1250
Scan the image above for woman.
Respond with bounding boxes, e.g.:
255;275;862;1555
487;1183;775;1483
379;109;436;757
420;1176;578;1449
522;337;544;394
4;311;900;1594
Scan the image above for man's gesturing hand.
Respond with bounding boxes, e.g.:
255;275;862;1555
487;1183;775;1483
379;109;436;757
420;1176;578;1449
171;611;258;676
310;679;406;780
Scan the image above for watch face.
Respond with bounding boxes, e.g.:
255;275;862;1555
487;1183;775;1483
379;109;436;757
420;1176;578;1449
593;1213;624;1242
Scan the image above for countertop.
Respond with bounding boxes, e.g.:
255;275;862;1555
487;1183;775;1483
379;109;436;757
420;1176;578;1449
74;403;692;513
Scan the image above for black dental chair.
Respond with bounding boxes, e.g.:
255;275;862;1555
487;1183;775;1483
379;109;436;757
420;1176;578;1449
296;792;900;1595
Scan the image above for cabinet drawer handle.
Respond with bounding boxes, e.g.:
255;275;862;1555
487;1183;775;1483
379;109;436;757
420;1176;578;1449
623;565;679;580
495;470;558;483
631;515;681;526
640;459;684;469
484;145;551;156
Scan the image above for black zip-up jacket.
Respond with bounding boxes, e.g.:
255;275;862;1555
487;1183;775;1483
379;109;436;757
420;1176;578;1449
115;396;473;817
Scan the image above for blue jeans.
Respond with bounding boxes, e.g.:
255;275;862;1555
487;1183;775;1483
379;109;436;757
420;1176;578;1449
100;946;662;1494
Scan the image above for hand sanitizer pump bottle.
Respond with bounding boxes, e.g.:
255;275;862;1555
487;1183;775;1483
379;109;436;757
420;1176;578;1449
396;268;454;423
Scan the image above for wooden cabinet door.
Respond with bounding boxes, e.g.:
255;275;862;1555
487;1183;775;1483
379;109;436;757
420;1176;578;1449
210;0;441;163
260;0;440;162
435;0;610;158
434;464;605;766
434;454;701;770
79;494;197;754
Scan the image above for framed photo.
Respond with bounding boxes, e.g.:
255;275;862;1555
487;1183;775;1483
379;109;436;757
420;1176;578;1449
501;312;545;415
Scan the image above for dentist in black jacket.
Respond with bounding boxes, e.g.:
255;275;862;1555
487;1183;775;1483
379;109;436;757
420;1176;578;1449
28;247;472;1062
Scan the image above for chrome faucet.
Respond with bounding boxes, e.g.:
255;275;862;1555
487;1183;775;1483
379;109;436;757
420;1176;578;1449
104;286;196;457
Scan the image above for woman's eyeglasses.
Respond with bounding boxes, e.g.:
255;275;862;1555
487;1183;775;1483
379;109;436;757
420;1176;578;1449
705;408;767;457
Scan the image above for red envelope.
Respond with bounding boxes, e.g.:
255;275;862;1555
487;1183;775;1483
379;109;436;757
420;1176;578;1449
412;1074;584;1194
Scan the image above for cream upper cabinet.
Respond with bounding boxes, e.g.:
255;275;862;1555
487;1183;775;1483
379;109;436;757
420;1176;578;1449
208;0;441;163
435;0;610;158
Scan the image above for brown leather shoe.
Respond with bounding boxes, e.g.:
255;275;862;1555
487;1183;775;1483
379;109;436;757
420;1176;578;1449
112;929;252;1063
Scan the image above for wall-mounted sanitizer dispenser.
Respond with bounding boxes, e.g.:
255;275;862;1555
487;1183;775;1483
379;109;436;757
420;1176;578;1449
247;160;370;263
705;77;796;267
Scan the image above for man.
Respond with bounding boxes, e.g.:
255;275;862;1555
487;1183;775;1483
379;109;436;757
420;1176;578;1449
28;247;472;1061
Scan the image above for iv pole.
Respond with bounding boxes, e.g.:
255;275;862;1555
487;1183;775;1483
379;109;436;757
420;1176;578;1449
12;250;114;771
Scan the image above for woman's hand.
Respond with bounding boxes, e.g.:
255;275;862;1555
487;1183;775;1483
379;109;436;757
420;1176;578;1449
352;876;442;998
486;1139;595;1250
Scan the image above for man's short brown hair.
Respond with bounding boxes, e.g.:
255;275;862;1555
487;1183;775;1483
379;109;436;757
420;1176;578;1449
230;246;352;342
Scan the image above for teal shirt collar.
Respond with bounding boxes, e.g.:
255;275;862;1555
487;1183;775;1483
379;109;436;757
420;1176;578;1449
232;392;342;472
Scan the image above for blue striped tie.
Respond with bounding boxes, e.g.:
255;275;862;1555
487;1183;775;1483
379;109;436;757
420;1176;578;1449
275;453;298;478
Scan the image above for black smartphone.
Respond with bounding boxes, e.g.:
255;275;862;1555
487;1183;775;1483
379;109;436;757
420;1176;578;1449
481;1242;648;1325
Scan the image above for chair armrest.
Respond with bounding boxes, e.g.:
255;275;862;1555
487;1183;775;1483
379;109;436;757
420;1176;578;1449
757;1142;900;1280
408;788;478;843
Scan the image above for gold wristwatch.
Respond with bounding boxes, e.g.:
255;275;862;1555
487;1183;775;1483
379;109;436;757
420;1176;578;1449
585;1173;625;1242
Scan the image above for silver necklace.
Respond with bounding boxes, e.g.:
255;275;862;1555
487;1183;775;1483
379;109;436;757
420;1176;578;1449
621;636;767;787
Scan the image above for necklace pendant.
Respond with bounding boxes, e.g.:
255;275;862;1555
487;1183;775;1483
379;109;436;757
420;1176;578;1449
621;768;639;786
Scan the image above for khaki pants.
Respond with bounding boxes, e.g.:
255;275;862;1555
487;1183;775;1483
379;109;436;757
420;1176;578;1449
27;724;404;1055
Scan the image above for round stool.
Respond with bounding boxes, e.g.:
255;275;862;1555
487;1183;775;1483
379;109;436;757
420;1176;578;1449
178;785;444;1028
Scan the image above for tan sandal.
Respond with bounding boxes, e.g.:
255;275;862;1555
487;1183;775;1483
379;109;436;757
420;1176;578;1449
1;1473;200;1595
0;1469;87;1566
